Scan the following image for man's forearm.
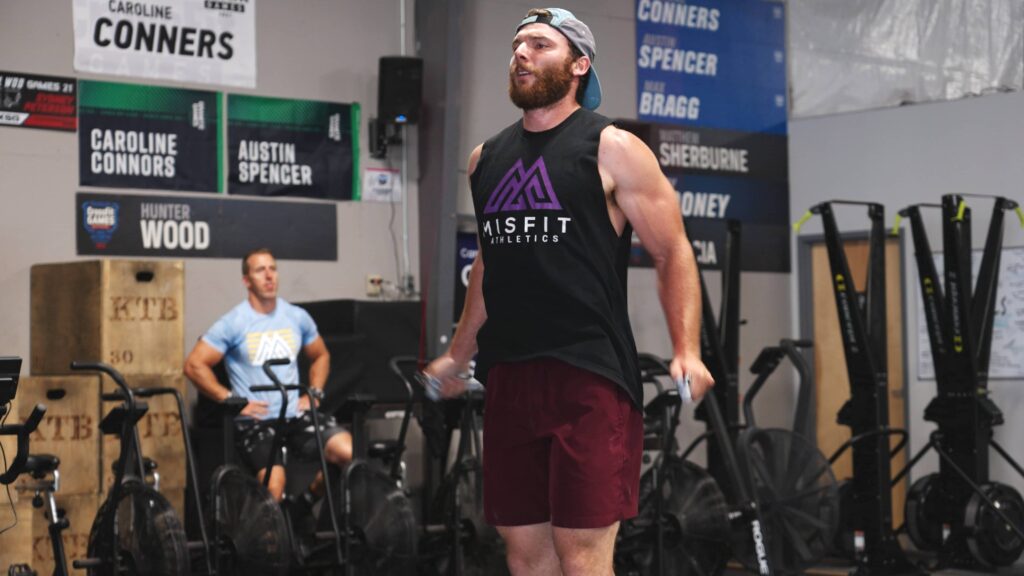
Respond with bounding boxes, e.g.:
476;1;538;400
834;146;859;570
185;362;232;402
655;238;702;358
308;353;330;391
448;255;486;364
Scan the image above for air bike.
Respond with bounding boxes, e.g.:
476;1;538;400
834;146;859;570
615;219;840;576
253;358;418;576
892;194;1024;569
795;202;922;576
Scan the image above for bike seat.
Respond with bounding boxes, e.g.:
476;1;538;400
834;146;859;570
24;454;60;477
644;389;681;418
368;439;401;461
336;393;377;421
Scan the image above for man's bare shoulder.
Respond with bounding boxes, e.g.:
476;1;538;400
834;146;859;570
468;143;484;176
599;125;652;166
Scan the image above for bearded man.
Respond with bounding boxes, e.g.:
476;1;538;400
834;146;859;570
424;8;714;576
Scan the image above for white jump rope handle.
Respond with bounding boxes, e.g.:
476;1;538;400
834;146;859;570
675;372;694;404
418;372;483;402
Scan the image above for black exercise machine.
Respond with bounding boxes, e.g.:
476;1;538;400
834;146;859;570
69;361;191;576
797;201;922;576
893;194;1024;569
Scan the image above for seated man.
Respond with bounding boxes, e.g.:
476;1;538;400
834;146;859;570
184;247;352;508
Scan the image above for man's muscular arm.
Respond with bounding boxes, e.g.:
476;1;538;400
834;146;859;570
425;144;487;397
599;126;714;398
297;335;330;411
184;339;268;417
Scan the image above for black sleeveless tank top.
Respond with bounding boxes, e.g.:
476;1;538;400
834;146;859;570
469;108;642;409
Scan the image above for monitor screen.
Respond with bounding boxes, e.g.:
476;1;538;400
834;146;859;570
0;356;23;408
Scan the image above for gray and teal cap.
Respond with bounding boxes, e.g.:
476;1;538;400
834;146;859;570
517;8;602;110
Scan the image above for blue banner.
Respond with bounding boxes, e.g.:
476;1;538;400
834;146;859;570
635;0;787;135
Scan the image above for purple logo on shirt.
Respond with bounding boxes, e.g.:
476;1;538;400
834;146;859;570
483;157;562;214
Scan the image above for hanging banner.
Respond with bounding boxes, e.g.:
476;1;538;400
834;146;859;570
0;71;77;131
79;80;222;192
635;0;786;135
631;0;789;272
72;0;256;88
228;94;360;201
617;118;790;273
77;191;337;260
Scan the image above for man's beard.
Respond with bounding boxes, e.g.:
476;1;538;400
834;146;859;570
508;55;575;111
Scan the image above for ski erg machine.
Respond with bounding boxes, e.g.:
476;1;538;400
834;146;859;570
796;201;922;576
893;194;1024;569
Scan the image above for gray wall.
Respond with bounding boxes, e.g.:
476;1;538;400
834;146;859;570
789;91;1024;493
0;0;420;369
458;0;797;450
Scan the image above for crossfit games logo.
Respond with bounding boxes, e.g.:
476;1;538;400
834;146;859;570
480;156;570;246
83;201;119;249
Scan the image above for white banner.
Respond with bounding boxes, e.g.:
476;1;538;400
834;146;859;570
73;0;256;88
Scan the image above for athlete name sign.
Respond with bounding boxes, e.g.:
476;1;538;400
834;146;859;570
78;80;222;192
228;94;360;200
77;192;337;260
0;71;77;131
72;0;256;88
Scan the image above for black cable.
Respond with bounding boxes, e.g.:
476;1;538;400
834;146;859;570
0;407;18;536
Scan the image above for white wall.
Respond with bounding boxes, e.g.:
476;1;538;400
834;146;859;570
0;0;419;369
789;91;1024;493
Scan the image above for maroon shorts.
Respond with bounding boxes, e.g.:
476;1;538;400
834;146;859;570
482;357;644;529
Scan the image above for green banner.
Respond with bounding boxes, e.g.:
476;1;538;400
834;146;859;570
228;94;360;200
79;80;222;192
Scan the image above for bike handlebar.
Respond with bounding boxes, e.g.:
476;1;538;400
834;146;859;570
0;403;47;484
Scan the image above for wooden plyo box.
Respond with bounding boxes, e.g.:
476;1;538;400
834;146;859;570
29;492;100;576
16;376;101;496
101;374;188;492
31;259;184;376
0;495;34;569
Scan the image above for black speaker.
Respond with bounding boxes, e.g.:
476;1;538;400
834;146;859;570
378;56;423;125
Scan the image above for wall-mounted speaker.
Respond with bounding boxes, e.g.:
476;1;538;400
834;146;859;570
378;56;423;125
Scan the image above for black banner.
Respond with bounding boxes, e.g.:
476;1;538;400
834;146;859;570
77;192;337;261
0;71;77;131
618;118;790;272
78;80;221;192
228;94;359;200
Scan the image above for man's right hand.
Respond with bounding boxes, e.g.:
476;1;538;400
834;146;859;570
239;400;269;418
423;355;471;399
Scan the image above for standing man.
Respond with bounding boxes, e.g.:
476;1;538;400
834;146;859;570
184;248;352;506
425;7;714;576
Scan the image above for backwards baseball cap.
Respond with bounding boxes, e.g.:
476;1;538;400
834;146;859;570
517;8;602;110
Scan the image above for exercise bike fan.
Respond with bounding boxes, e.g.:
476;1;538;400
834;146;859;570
90;480;190;576
344;463;418;575
210;466;290;575
632;458;732;576
736;428;839;574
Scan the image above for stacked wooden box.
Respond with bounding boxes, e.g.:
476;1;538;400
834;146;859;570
0;260;186;572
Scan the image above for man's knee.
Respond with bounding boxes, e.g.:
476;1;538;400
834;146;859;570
325;431;352;465
552;523;619;576
498;524;560;575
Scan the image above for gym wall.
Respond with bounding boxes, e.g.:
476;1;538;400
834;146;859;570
0;0;420;369
789;91;1024;496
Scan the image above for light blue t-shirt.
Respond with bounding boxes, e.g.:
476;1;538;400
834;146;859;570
202;298;319;420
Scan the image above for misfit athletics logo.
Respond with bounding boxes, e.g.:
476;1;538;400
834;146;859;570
83;201;119;249
484;157;562;214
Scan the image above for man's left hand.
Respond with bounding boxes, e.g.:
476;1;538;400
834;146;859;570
670;354;714;401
